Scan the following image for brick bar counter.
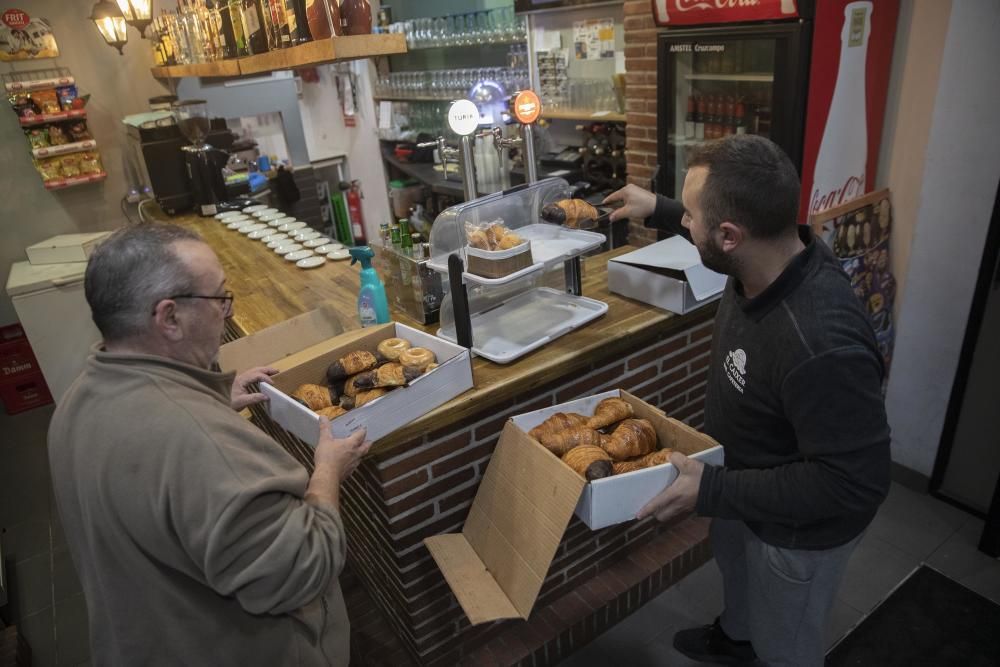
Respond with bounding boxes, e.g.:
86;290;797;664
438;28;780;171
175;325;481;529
174;213;717;665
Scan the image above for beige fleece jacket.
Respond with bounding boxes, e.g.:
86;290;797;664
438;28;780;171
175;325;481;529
48;346;349;666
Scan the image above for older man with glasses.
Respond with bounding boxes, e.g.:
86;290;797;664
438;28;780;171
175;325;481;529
48;223;368;666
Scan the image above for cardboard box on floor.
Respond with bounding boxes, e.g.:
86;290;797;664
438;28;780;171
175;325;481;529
218;303;474;444
607;236;726;314
425;389;723;625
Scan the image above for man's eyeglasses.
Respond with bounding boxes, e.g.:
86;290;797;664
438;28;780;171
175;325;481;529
152;291;234;317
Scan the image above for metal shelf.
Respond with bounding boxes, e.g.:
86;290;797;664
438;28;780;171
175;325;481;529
543;109;626;123
684;73;774;82
19;109;87;127
32;139;97;159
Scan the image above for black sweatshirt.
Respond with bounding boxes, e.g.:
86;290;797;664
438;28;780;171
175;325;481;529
652;194;891;550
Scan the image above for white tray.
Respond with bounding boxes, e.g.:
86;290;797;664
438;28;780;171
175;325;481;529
437;286;608;364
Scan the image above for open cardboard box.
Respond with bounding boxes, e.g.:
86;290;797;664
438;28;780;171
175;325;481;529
425;389;723;625
607;236;726;314
218;304;473;445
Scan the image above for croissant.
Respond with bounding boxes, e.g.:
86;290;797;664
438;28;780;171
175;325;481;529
467;229;490;250
339;387;389;409
601;418;657;460
541;199;599;228
612;448;673;475
586;397;634;430
537;426;603;457
486;223;509;249
496;232;524;250
333;373;364;398
291;383;336;411
353;362;423;389
562;445;613;481
528;412;589;443
326;350;379;382
317;405;348;420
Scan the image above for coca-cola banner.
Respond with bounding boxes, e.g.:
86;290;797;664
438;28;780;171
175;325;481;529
651;0;801;27
798;0;899;223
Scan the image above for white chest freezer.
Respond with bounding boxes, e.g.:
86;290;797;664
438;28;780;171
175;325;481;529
6;260;101;403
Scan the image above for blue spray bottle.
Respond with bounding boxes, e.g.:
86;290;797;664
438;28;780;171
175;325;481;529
349;246;390;327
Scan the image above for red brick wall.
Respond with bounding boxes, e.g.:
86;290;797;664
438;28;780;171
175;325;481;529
624;0;662;248
336;313;715;664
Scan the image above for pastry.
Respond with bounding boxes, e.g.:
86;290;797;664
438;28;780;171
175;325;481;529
317;405;348;420
612;448;673;475
335;374;364;398
541;199;599;228
326;350;379;382
496;232;524;250
291;383;336;411
586;397;634;430
600;418;657;460
353;362;423;389
528;412;589;444
398;347;436;373
339;387;389;409
537;426;603;457
377;337;412;362
467;229;490;250
562;445;613;481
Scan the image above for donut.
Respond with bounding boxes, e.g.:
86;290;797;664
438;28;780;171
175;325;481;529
377;337;412;362
398;347;436;373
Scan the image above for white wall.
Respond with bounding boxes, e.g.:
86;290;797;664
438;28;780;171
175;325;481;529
884;0;1000;476
0;0;168;326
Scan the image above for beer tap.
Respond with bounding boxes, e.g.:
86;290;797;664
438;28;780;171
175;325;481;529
415;136;461;184
443;99;482;202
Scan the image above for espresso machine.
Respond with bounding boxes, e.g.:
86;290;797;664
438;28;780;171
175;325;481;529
173;100;229;216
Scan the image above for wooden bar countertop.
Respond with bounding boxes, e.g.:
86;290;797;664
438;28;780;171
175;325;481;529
169;212;715;459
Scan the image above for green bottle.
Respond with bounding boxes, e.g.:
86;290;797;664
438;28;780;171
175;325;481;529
330;188;354;245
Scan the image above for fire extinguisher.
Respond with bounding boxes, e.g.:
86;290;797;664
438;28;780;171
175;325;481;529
343;180;367;245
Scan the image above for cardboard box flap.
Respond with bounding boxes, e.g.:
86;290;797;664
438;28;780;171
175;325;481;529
426;421;585;624
218;302;347;373
27;232;110;252
609;236;726;301
423;534;521;625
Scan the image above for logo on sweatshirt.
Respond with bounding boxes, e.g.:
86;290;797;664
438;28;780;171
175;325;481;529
725;348;747;394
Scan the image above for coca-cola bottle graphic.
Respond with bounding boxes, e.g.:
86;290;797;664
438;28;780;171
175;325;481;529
809;1;872;215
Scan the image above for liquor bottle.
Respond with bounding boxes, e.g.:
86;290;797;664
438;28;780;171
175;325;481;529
268;0;291;48
695;95;705;140
684;95;695;140
809;0;872;216
285;0;312;44
208;0;235;58
227;0;249;56
243;0;268;54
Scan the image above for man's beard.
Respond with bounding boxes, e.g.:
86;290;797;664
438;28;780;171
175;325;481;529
696;232;740;277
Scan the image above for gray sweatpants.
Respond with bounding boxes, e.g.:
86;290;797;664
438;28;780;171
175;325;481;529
711;518;861;667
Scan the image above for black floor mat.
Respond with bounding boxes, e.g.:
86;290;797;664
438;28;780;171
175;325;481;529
826;565;1000;666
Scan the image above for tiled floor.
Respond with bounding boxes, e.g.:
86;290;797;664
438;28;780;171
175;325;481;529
557;482;1000;666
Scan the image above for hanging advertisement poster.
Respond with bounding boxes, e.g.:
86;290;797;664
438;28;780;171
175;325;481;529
1;8;59;61
573;18;613;60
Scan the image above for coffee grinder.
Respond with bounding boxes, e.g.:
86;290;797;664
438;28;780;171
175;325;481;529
173;99;229;216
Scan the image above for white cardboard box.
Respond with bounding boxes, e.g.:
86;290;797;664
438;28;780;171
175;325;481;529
25;232;110;265
607;236;727;314
510;389;724;530
424;389;723;627
255;322;473;446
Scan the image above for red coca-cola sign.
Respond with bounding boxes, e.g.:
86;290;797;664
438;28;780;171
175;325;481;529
651;0;800;26
2;8;31;29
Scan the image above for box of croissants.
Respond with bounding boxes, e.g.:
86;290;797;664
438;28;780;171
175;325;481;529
512;389;724;529
253;320;473;445
424;388;724;626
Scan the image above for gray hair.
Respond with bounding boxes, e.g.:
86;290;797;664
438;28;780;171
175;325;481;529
85;223;204;342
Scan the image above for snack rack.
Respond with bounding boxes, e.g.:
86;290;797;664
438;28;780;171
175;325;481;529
427;177;608;364
3;67;106;190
